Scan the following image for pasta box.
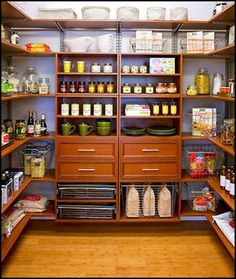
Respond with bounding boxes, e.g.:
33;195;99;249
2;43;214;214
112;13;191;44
149;57;175;74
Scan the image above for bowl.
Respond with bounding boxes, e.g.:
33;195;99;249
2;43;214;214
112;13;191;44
123;127;145;136
64;37;93;52
96;126;111;136
96;119;112;127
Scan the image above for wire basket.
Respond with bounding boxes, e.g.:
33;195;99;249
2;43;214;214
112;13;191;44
178;39;224;54
130;38;168;53
121;183;178;218
21;141;54;178
189;111;223;137
183;144;224;178
183;182;219;212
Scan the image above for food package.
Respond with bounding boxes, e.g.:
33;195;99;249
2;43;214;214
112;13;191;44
142;185;155;216
191;186;217;212
192;108;216;137
30;156;45;178
203;32;215;53
149;57;175;74
81;6;110;19
157;185;171;217
14;195;49;212
187;31;203;53
24;155;33;176
25;43;51;53
126;185;140;217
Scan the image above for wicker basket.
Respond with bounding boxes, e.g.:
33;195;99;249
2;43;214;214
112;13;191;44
81;6;110;20
117;7;139;20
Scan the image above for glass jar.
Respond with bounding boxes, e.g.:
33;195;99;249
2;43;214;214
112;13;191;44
88;82;96;93
134;84;142;94
69;81;77;93
156;83;165;94
61;103;69;116
212;73;224;95
140;65;147;74
170;101;177;115
145;84;154;94
131;65;139;73
168;83;177;94
15;120;26;140
77;61;86;73
162;102;169;115
153;102;160;115
105;104;113;116
106;82;114;94
34;119;41;137
59;81;68;93
83;104;91;116
122;83;131;94
3;119;14;139
186;85;197;96
228;79;235;97
103;63;113;73
1;71;8;93
91;63;101;73
8;66;20;93
122;65;130;73
97;82;105;93
93;103;102;116
23;67;39;94
78;81;86;93
163;83;168;93
71;104;79;116
195;68;210;95
39;78;50;94
220;119;235;145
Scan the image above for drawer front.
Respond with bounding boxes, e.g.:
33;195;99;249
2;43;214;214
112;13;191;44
57;162;116;179
58;142;116;159
121;162;178;178
122;143;178;158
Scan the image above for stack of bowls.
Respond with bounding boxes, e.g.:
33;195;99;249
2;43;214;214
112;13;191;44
96;119;112;136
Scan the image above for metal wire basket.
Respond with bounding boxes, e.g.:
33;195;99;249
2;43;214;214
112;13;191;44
121;183;178;218
130;38;168;53
183;144;224;178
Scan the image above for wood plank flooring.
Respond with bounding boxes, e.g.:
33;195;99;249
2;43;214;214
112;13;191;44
2;220;235;278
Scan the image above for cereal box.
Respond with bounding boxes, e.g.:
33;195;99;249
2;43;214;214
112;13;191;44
149;57;175;74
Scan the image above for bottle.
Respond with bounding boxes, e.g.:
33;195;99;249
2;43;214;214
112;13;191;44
11;31;19;45
230;172;235;198
220;165;226;189
230;165;235;173
1;173;7;186
34;119;41;137
27;110;34;136
32;111;37;125
225;168;231;193
40;113;48;136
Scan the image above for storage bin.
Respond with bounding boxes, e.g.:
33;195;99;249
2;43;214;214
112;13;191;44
117;7;139;20
81;6;110;19
38;8;77;19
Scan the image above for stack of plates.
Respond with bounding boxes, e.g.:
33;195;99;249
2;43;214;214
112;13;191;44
146;126;176;136
123;127;145;136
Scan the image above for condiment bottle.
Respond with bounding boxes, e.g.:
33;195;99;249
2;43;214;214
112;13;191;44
69;81;77;93
162;102;169;115
220;165;226;189
170;101;177;115
230;172;235;198
34;119;41;137
11;31;19;45
60;81;68;93
225;168;231;193
153;102;160;115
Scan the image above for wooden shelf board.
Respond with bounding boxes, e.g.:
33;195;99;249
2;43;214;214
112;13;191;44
57;20;118;29
211;94;235;102
1;214;31;262
31;200;55;217
181;171;209;182
120;134;181;139
208;137;234;156
208;3;235;24
1;93;55;101
120;20;181;30
55;133;117;139
119;213;180;222
1;2;31;19
121;73;180;76
121;52;181;56
182;133;209;140
55;93;118;98
121;94;181;98
57;115;117;118
209;43;235;55
121;115;180;119
206;214;235;259
182;53;217;58
180;20;229;30
182;95;211;99
57;52;118;56
57;199;116;203
57;72;117;76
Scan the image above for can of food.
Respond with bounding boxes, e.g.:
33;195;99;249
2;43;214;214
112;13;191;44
71;103;79;116
105;104;113;116
131;65;139;73
61;103;69;116
83;103;91;116
122;65;130;73
93;103;102;116
77;61;85;73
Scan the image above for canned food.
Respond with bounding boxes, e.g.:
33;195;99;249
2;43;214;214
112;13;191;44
93;103;102;116
71;104;79;116
4;119;14;139
83;104;91;116
61;103;70;116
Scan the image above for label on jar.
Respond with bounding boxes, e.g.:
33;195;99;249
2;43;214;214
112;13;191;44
220;175;225;188
28;125;34;134
71;104;79;116
61;104;69;116
131;66;139;73
122;65;130;73
94;104;102;116
105;104;113;116
83;104;91;116
140;66;147;73
34;124;41;136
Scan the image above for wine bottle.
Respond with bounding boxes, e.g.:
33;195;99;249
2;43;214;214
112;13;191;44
40;113;48;136
220;165;226;189
27;110;34;136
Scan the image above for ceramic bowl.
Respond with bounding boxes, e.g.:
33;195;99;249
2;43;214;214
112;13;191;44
96;126;111;136
64;37;93;52
96;119;112;127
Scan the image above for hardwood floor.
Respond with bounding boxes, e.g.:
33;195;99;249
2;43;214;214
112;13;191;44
2;220;234;278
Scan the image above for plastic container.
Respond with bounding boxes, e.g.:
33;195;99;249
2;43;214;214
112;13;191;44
117;7;139;20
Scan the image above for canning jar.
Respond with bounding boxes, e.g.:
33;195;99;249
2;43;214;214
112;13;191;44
145;84;154;94
156;82;164;94
59;81;68;93
195;68;210;95
8;66;20;93
170;101;177;115
93;103;102;116
78;81;86;93
61;103;69;116
23;67;39;94
3;119;14;139
122;65;130;73
91;63;101;73
103;63;113;73
71;104;79;116
162;102;169;115
83;104;91;116
105;104;113;116
39;78;50;94
34;119;41;136
97;82;105;93
88;82;96;93
134;84;142;94
15;120;26;140
106;82;114;93
122;83;131;94
77;61;86;73
186;85;197;96
168;83;177;94
163;83;168;93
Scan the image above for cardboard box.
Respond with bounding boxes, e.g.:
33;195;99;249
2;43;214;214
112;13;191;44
149;57;175;74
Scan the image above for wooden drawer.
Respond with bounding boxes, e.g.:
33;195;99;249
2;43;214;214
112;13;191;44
122;143;178;159
121;162;178;179
58;142;116;159
57;162;117;180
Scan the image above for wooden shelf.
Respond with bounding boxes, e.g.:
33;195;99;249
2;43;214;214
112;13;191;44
57;52;118;56
57;199;116;203
211;95;235;102
1;1;31;19
206;214;235;259
57;20;118;30
1;214;31;262
120;20;181;30
55;93;118;98
121;73;180;76
182;95;211;99
1;93;55;102
180;20;229;30
182;133;208;140
121;94;181;98
1;132;55;158
181;171;209;182
31;200;55;217
57;72;117;76
121;115;180;119
121;53;181;56
208;137;234;156
55;133;117;139
209;43;235;56
208;3;235;24
55;218;117;223
119;213;180;222
57;115;117;118
120;134;181;139
1;170;55;214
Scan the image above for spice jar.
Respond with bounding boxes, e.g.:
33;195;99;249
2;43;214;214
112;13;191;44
71;104;79;116
122;65;130;73
39;78;50;94
195;67;210;95
131;65;139;73
140;65;147;74
77;61;85;73
60;81;68;93
170;101;177;115
78;81;86;93
162;102;169;115
91;63;101;73
69;81;77;93
97;82;105;93
122;83;131;94
186;85;197;96
103;63;113;73
34;119;41;137
156;83;164;94
168;83;177;94
105;104;113;116
145;84;154;94
93;103;102;116
134;84;142;94
4;119;14;139
153;102;160;115
83;104;91;116
15;120;26;140
61;103;70;116
106;82;114;93
88;82;96;93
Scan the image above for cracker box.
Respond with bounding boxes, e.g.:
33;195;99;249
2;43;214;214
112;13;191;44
149;57;175;74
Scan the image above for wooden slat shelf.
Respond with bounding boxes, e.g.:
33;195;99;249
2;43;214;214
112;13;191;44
57;52;118;56
55;133;117;139
56;72;117;76
1;132;55;158
121;94;181;98
119;214;180;222
55;93;118;98
181;171;209;182
121;73;181;76
1;214;31;262
209;43;235;56
56;115;117;118
55;218;117;223
182;95;235;101
206;214;235;259
1;169;55;214
208;137;234;156
1;93;55;102
208;3;235;24
121;115;180;119
31;200;55;217
120;20;181;30
182;95;212;99
182;133;208;140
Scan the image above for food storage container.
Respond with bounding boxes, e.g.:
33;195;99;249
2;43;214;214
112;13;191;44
38;8;77;19
88;82;96;93
195;68;210;95
117;7;139;20
170;7;188;20
134;84;142;94
23;67;39;94
147;7;166;20
39;78;50;94
15;120;26;140
81;6;110;19
103;63;113;73
91;63;101;73
220;119;235;145
97;82;105;93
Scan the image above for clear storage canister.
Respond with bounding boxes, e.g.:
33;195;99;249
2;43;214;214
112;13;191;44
23;67;39;94
195;67;210;95
39;78;50;94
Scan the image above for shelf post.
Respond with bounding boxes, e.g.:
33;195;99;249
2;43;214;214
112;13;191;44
116;21;122;53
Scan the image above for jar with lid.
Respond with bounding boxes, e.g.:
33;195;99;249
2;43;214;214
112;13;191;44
1;71;8;93
23;67;39;94
170;101;177;115
83;104;91;116
156;82;164;94
145;84;154;94
97;82;105;93
122;83;131;94
78;81;86;93
105;104;113;116
228;79;235;97
91;63;101;73
69;81;77;93
140;65;147;74
163;83;168;93
103;63;113;73
71;104;79;116
195;67;210;95
162;102;169;115
106;82;114;93
212;73;224;95
220;119;235;145
153;102;160;115
93;103;102;116
168;83;177;94
34;119;41;137
8;66;20;93
88;82;96;93
3;119;14;139
131;65;139;73
122;65;130;73
61;103;69;116
39;78;50;94
186;85;197;96
15;120;26;140
134;84;142;94
59;81;68;93
1;24;7;40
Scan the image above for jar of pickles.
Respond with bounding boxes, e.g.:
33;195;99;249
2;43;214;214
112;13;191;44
195;68;210;95
97;82;105;93
88;82;96;93
106;82;114;93
15;120;26;140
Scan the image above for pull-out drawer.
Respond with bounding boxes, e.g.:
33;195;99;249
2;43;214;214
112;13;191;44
58;142;116;159
57;162;117;180
122;143;178;159
121;162;178;179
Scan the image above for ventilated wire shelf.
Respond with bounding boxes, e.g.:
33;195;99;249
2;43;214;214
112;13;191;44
130;38;169;53
121;183;178;218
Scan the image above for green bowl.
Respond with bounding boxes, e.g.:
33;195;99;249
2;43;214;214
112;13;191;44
96;126;111;136
96;119;112;127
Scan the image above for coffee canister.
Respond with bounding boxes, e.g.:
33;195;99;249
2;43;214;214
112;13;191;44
94;103;102;116
61;103;69;116
71;103;79;116
83;103;91;116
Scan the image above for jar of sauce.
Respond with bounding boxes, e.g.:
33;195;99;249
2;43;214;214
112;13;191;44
162;102;169;115
91;63;101;73
163;83;168;93
131;65;139;73
103;63;113;73
156;83;164;94
88;82;96;93
4;119;14;139
122;65;130;73
97;82;105;93
145;84;154;94
168;83;177;94
140;65;147;74
60;81;68;93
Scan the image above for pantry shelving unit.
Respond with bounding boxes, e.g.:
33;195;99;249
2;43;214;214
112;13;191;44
1;1;235;260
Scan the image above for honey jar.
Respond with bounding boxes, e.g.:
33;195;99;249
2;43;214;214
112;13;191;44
106;82;114;93
97;82;105;93
88;82;96;93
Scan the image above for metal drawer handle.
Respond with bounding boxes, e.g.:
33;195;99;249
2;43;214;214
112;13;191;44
142;168;159;171
78;168;95;171
78;149;95;152
142;149;159;152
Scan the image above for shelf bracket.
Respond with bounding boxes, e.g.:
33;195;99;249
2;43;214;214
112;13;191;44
56;22;65;52
116;21;122;53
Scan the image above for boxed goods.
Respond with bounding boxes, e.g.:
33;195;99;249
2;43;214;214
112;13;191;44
149;57;175;74
14;195;49;212
1;179;13;205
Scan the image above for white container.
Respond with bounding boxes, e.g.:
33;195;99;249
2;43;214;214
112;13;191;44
229;25;235;45
83;104;91;116
170;7;188;20
71;104;79;116
105;104;113;116
64;37;93;52
147;7;166;20
213;73;224;95
61;104;69;116
81;6;110;19
38;8;77;19
93;103;102;116
117;7;139;20
97;34;114;52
